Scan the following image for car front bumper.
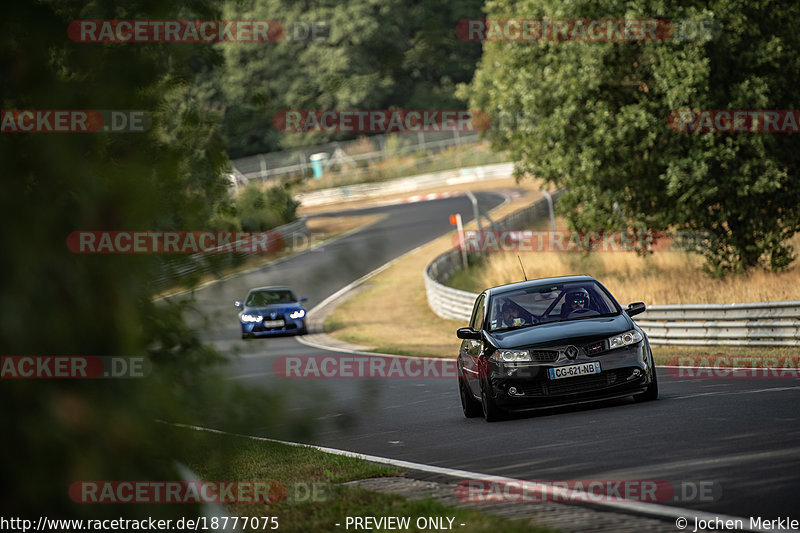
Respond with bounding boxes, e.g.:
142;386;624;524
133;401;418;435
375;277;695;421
240;318;306;337
486;343;654;409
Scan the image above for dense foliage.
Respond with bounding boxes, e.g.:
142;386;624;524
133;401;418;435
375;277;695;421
204;0;484;157
0;0;310;517
461;0;800;274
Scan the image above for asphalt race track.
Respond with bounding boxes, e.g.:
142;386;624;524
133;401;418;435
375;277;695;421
179;191;800;522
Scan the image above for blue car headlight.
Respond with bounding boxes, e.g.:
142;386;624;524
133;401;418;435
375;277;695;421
240;314;262;323
608;329;643;350
289;309;306;319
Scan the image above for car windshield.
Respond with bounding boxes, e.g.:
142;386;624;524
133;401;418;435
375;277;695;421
487;281;619;332
245;289;297;307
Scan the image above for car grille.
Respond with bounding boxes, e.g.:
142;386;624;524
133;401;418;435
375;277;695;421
255;314;289;331
583;340;607;356
518;368;635;397
529;350;559;362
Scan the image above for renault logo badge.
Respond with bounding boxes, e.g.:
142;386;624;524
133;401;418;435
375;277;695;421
565;345;579;360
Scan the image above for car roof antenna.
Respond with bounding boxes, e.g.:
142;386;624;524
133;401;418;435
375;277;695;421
517;255;528;281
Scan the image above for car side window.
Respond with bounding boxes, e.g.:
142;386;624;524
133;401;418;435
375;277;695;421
470;294;485;331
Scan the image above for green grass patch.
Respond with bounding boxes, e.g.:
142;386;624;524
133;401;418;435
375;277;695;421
169;426;558;533
323;316;347;334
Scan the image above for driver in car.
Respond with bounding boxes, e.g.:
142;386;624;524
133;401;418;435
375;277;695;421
561;289;591;318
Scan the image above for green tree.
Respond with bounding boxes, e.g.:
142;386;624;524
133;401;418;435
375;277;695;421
461;0;800;274
206;0;484;157
0;0;310;517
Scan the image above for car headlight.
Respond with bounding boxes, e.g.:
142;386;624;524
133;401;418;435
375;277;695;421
240;314;262;323
289;309;306;319
491;349;532;363
608;329;643;350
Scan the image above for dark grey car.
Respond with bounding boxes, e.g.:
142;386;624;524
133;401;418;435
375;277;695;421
457;275;658;422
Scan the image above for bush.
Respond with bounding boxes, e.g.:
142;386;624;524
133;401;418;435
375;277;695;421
236;183;298;231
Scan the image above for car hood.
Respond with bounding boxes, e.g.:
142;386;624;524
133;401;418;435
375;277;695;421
242;303;304;315
489;314;633;349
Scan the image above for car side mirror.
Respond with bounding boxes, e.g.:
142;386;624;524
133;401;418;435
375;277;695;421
234;301;243;309
457;327;481;340
300;296;308;302
626;302;646;317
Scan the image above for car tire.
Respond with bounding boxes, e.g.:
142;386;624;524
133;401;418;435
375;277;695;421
459;378;481;418
241;333;250;340
634;367;659;402
481;386;505;422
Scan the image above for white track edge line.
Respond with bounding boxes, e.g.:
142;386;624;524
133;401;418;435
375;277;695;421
165;421;766;532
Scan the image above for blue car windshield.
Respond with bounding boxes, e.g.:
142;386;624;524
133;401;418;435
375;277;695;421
488;281;620;332
246;290;297;306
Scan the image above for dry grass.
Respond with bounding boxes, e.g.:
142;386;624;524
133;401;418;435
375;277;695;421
325;238;466;357
453;235;800;305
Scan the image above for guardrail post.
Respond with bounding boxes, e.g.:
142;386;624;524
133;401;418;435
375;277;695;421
541;189;556;249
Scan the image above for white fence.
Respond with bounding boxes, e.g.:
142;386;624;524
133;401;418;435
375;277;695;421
423;199;800;346
296;163;513;207
232;131;482;183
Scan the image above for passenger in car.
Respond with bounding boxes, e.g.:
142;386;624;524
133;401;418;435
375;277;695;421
501;301;525;327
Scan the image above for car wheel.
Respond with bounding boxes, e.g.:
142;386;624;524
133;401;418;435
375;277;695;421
297;326;308;335
241;333;250;340
481;386;505;422
459;378;481;418
634;367;659;402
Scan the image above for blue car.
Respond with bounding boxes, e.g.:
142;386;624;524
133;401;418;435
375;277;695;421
235;286;308;338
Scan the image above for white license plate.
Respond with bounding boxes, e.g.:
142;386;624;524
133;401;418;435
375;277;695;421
548;361;601;380
262;320;285;327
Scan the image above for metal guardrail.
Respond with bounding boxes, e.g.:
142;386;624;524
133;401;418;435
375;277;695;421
151;219;309;291
635;302;800;346
423;196;800;346
424;194;561;321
